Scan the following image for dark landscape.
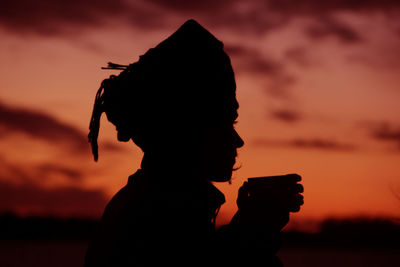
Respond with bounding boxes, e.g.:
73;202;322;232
1;214;399;267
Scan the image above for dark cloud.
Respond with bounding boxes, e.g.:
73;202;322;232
225;44;296;97
0;0;165;36
270;109;302;123
225;44;284;75
0;180;107;218
0;151;108;217
0;155;106;218
148;0;400;38
0;0;122;35
267;0;400;14
289;138;356;150
0;101;125;160
0;101;88;152
284;47;312;67
148;0;290;34
265;75;297;99
2;0;399;38
36;163;83;181
148;0;233;12
305;17;362;43
0;154;84;183
253;137;356;151
346;44;400;70
0;155;31;183
149;0;400;33
369;122;400;150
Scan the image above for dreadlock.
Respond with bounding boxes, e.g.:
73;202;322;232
88;63;128;161
88;81;104;162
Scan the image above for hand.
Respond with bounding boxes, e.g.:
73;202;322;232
235;174;304;231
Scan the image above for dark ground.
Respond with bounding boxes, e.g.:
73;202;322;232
1;214;399;267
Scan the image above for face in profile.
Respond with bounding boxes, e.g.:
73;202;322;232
114;114;244;183
201;110;244;182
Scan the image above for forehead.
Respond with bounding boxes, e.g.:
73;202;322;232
222;105;238;126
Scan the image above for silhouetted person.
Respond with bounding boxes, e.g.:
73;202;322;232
85;19;303;267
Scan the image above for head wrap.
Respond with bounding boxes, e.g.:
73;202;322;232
88;19;237;161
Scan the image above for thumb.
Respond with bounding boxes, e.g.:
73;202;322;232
237;182;249;209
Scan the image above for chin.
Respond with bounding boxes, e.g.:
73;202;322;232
210;169;233;182
206;159;236;182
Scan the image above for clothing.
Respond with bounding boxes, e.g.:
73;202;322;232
85;169;282;267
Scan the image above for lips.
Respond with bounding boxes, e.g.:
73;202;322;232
231;156;237;167
233;151;237;165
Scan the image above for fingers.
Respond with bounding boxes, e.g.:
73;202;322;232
289;181;304;213
284;183;304;195
274;174;302;194
297;194;304;205
295;183;304;193
288;194;304;213
238;177;304;213
283;173;302;183
236;182;249;209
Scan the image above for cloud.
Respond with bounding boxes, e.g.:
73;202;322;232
284;46;312;67
0;154;85;184
289;138;356;150
0;180;107;218
270;109;302;123
369;122;400;150
147;0;291;34
148;0;400;38
305;17;362;43
225;44;284;75
2;0;399;38
149;0;400;32
0;101;125;163
0;0;121;35
0;0;166;36
0;155;32;183
0;101;88;152
36;163;83;181
267;0;400;14
225;44;296;97
253;137;356;151
148;0;233;12
0;153;106;218
0;150;106;218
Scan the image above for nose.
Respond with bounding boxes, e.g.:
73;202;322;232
234;130;244;148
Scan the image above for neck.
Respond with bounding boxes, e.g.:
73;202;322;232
140;151;207;184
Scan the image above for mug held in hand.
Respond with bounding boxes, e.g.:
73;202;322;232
246;174;303;213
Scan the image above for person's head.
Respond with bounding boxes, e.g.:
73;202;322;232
89;19;243;182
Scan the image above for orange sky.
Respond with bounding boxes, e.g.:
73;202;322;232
1;0;400;230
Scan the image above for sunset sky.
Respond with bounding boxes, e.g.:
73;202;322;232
1;0;400;230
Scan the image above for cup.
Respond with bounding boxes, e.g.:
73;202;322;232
246;174;303;212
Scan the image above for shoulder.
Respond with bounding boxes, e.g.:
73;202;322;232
102;171;150;222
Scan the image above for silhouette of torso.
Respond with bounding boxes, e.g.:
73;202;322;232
85;169;226;267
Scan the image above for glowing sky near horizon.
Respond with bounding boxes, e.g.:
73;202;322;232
0;0;400;229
